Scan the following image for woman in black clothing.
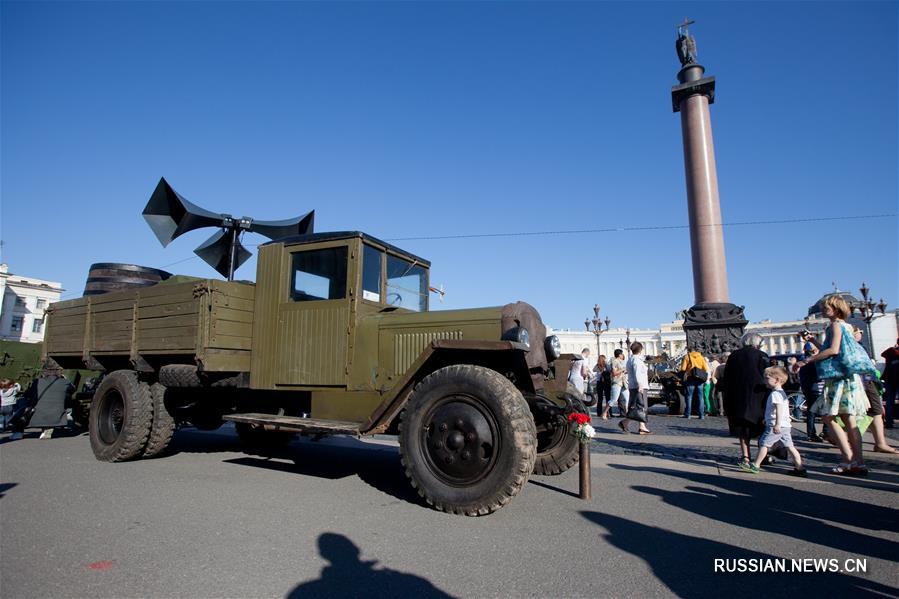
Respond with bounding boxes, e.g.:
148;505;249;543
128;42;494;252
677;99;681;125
721;332;768;467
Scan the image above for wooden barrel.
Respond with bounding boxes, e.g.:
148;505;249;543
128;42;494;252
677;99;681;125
83;263;173;296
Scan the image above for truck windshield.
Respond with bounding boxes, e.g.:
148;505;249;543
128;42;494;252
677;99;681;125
386;255;427;312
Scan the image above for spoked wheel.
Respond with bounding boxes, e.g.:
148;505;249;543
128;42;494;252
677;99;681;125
399;365;536;516
89;370;153;462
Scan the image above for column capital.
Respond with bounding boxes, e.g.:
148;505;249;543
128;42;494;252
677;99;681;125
672;76;716;112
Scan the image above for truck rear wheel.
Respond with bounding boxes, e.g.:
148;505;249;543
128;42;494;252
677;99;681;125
142;383;176;458
399;365;536;516
89;370;153;462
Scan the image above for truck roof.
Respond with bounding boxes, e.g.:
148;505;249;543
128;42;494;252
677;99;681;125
267;231;431;268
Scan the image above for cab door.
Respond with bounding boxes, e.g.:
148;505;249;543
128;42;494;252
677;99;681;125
274;242;351;386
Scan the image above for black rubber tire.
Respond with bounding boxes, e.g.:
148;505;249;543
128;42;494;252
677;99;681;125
533;419;580;476
142;383;176;458
89;370;153;462
159;365;203;388
399;365;537;516
159;365;243;389
667;390;685;416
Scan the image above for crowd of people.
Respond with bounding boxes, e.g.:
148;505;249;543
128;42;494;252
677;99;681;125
571;294;897;476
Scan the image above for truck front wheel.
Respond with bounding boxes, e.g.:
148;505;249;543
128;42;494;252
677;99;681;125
399;365;536;516
89;370;153;462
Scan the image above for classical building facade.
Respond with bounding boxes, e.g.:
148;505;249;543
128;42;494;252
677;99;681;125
551;293;898;369
0;264;64;343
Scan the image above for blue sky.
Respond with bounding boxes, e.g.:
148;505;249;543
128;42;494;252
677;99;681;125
2;1;896;330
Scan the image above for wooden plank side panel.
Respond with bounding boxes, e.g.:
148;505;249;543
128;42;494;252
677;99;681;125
48;337;84;353
138;300;200;320
139;326;199;340
211;280;256;301
207;333;252;351
139;314;199;330
202;350;251;372
47;323;85;337
90;299;138;314
212;307;254;324
93;310;133;325
47;313;89;327
212;320;253;338
136;283;203;305
49;304;89;317
138;336;201;351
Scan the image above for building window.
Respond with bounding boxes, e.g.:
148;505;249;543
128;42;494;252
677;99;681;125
11;316;24;332
32;318;44;334
14;296;26;307
36;298;47;309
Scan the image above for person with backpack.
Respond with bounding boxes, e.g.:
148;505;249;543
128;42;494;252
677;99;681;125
679;347;710;419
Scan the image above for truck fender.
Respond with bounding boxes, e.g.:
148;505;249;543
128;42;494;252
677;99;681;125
361;339;533;435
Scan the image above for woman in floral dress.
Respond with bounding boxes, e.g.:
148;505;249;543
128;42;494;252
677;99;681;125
801;296;870;475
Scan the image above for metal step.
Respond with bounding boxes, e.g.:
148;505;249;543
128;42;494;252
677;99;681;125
223;413;361;435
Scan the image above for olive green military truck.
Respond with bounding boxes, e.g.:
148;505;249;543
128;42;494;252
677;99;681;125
43;231;583;515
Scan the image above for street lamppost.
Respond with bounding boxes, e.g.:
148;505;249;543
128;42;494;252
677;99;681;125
856;282;889;356
584;304;611;359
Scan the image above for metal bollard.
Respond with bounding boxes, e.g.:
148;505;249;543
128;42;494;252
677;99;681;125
579;441;591;500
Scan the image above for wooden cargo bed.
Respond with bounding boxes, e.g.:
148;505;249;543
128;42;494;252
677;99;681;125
44;280;255;373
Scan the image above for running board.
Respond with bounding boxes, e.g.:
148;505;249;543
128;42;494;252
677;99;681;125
223;413;361;436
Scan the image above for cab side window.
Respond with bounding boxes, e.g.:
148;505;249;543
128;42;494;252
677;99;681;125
290;247;348;302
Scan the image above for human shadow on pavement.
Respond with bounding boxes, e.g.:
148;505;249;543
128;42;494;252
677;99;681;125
287;533;456;599
580;511;898;597
611;464;899;560
0;482;17;498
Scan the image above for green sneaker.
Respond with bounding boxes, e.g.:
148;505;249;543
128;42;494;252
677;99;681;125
740;461;759;474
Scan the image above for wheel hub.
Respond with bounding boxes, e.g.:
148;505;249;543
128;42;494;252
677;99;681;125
424;397;498;484
98;391;125;445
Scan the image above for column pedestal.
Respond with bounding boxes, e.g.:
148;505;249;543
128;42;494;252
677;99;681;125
682;302;748;355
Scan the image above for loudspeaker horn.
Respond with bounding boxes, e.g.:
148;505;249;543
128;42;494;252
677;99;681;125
143;177;225;247
194;230;252;279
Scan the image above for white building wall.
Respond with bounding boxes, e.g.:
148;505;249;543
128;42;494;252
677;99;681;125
0;264;64;343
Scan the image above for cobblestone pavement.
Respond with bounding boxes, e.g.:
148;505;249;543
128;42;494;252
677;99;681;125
588;406;899;473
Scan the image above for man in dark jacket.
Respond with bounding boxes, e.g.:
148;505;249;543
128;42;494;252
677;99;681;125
721;332;768;467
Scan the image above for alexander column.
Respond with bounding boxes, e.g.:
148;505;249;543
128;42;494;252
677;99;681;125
671;19;746;355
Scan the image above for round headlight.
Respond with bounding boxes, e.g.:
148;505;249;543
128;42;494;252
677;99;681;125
502;326;530;349
544;335;562;361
